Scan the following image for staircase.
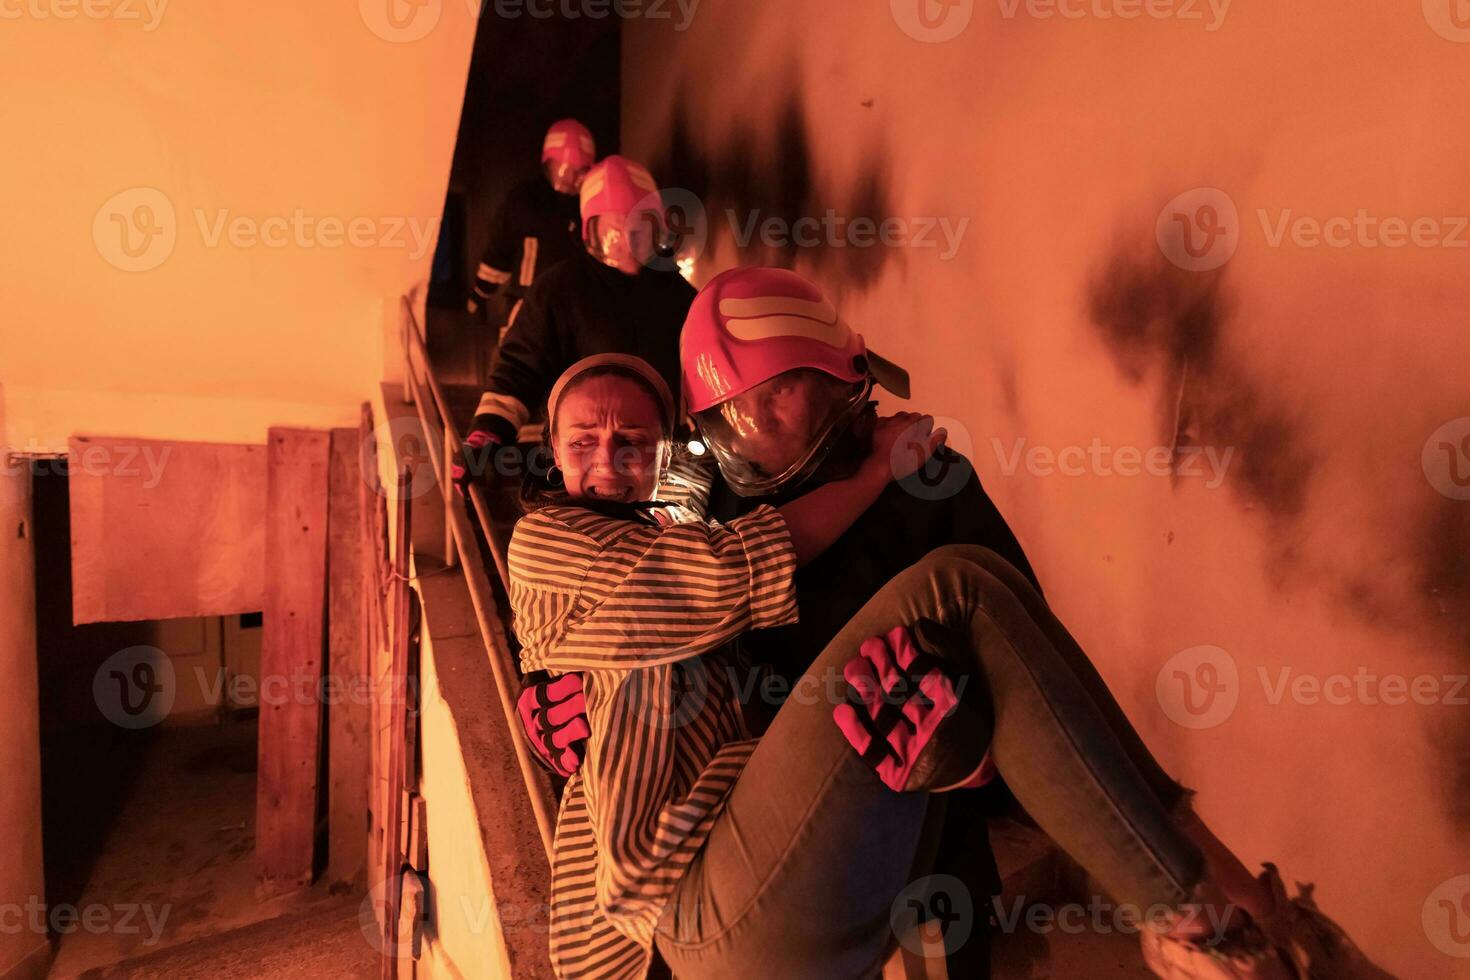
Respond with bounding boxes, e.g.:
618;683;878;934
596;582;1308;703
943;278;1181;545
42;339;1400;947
77;898;375;980
377;295;1161;979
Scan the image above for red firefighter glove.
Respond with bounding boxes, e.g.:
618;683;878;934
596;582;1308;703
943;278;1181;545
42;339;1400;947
833;623;996;793
452;428;501;496
517;673;590;778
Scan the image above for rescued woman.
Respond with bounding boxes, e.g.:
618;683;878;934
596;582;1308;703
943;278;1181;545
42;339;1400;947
507;348;1383;980
507;352;946;979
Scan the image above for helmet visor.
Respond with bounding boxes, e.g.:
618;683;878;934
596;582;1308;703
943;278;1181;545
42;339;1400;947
694;369;872;497
585;211;660;274
545;159;590;195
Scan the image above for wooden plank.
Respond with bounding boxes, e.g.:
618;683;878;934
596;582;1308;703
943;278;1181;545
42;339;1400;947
326;427;370;890
256;427;331;895
358;403;390;904
380;467;411;980
68;436;265;624
406;794;428;872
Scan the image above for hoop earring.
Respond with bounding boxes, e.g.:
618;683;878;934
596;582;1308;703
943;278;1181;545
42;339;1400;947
547;465;565;488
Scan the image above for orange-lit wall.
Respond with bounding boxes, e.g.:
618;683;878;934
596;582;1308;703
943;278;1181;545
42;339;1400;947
626;4;1470;976
0;6;476;967
0;3;477;449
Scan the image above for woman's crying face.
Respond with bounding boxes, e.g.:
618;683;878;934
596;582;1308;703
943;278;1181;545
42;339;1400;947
552;375;668;503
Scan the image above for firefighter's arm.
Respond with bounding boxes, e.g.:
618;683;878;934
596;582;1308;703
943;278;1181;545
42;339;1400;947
468;195;519;313
454;285;560;490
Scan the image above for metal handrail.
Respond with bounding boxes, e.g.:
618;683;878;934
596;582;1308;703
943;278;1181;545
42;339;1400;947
399;295;557;860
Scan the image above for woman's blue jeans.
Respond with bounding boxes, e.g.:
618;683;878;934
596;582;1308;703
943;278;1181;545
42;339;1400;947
654;545;1202;979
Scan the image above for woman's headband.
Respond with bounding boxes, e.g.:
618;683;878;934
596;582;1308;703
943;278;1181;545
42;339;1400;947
546;354;676;435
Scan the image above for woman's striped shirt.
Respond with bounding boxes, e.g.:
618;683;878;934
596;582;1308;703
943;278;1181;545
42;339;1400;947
508;503;799;980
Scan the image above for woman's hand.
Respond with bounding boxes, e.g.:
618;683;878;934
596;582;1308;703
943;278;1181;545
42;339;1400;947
863;412;949;483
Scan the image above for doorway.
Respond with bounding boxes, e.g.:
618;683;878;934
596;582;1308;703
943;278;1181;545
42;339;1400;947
29;466;278;977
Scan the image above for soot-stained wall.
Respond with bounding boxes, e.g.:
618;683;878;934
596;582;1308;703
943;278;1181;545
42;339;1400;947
625;4;1470;975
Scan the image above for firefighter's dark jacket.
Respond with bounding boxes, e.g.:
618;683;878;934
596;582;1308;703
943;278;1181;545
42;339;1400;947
471;251;698;443
720;446;1042;691
471;177;582;305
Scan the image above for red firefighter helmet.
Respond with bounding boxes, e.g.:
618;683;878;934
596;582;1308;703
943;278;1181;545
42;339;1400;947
578;156;660;238
579;156;664;274
542;119;596;194
680;267;910;495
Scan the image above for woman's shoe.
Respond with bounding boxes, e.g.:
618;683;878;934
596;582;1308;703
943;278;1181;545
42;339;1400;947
1253;863;1397;980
